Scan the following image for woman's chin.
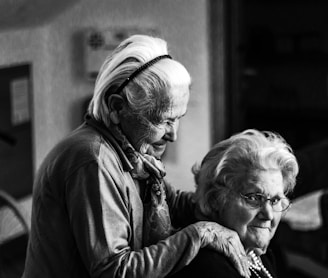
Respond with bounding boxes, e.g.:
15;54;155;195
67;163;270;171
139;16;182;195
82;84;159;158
146;145;166;158
245;247;267;256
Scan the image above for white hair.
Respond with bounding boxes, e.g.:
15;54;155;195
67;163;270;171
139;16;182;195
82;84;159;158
88;34;191;127
193;129;299;218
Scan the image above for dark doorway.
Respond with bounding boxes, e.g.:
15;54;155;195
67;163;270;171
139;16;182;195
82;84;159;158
0;64;33;198
225;0;328;151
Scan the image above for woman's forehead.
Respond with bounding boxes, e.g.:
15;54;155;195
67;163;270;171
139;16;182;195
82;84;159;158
159;85;189;113
244;170;284;195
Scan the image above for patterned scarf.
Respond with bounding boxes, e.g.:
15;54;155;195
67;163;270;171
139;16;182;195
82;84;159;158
86;116;173;246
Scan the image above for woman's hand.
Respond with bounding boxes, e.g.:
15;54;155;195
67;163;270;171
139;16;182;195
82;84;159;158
194;221;251;278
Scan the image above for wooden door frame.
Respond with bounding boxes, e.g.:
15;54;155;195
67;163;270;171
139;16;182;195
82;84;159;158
209;0;243;144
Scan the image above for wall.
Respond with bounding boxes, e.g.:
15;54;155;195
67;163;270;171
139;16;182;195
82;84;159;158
0;0;212;196
46;0;211;192
47;0;209;192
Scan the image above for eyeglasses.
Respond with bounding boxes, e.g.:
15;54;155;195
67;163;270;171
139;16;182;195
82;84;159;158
239;192;291;212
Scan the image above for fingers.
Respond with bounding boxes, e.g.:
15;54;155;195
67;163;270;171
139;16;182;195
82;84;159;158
195;222;251;278
217;232;250;278
227;237;251;278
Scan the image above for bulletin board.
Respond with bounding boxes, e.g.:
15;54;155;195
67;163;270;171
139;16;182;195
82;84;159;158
0;64;33;198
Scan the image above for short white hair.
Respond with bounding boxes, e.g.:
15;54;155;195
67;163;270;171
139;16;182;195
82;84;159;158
193;129;299;218
88;34;191;127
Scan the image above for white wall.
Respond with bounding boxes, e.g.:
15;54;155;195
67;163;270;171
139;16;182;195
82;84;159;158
47;0;211;192
0;0;212;195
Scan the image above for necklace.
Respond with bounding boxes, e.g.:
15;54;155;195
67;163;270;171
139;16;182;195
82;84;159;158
248;251;274;278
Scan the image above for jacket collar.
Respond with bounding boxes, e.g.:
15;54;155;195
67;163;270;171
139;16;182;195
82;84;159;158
84;114;133;172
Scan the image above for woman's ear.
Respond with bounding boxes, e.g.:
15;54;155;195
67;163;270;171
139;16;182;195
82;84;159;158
107;94;124;125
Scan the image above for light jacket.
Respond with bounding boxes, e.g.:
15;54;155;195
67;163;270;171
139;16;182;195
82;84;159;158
23;122;201;278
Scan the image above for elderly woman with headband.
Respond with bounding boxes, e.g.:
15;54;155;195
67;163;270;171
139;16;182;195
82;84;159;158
172;129;299;278
23;35;250;278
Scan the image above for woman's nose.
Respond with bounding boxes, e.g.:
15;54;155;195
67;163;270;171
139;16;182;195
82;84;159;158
259;201;275;220
164;121;179;142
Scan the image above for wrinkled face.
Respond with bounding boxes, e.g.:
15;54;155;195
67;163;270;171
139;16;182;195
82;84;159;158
119;85;189;159
221;170;284;254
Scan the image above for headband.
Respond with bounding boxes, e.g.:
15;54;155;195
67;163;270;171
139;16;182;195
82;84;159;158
114;54;172;95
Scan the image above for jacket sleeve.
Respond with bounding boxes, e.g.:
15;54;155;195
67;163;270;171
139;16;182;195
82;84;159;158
65;161;202;278
164;179;198;228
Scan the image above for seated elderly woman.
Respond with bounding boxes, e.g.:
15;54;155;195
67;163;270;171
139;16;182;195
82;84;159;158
171;129;299;278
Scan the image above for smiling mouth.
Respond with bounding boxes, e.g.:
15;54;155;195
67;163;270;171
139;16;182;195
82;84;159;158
153;144;166;151
153;142;166;147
